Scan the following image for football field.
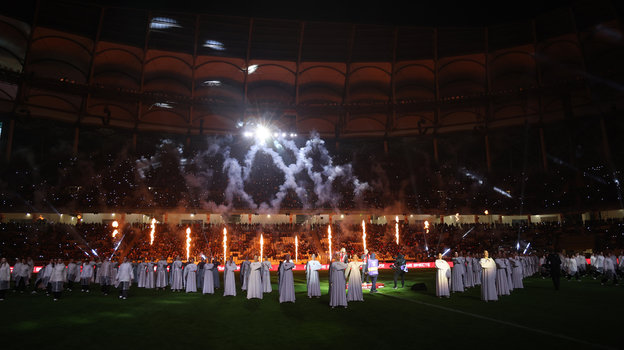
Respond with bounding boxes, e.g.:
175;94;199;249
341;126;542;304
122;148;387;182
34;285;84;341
1;269;620;350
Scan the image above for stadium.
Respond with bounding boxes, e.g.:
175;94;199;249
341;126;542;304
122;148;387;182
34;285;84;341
0;0;623;349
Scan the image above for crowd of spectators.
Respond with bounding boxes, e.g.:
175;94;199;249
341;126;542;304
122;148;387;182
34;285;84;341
2;219;622;266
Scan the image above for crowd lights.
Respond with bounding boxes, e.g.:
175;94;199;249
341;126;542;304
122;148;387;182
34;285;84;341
243;125;297;143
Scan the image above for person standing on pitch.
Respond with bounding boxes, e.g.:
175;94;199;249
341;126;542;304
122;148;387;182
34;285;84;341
305;254;322;298
329;252;348;308
0;258;11;301
435;253;451;298
50;258;66;301
451;251;465;293
278;254;295;303
212;256;220;289
367;252;379;293
345;254;364;302
480;250;498;302
80;259;93;292
171;256;184;292
116;257;133;300
197;257;206;290
546;250;562;290
156;257;168;290
202;258;215;295
247;256;263;300
392;252;407;289
66;259;78;291
99;258;113;295
261;257;272;293
223;256;237;297
183;258;198;293
240;257;251;291
360;249;370;283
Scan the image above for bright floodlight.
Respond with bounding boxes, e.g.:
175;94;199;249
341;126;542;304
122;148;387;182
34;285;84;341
203;40;225;51
243;132;253;138
256;125;270;143
247;65;258;74
150;17;181;29
202;80;221;87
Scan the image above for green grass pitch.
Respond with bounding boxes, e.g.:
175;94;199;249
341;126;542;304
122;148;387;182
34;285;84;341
1;269;620;350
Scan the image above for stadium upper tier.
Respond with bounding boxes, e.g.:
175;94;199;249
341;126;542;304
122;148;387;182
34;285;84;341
0;0;623;137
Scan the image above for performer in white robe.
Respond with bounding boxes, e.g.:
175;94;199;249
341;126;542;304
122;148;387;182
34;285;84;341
505;257;514;291
66;259;78;291
511;255;524;288
601;257;617;285
435;253;451;298
472;256;481;285
329;253;348;308
183;258;198;293
145;260;156;289
212;257;220;289
202;261;215;294
99;259;114;295
156;258;168;290
240;258;251;291
345;255;364;302
480;250;498;301
41;260;54;294
576;253;587;276
566;255;579;281
116;257;133;299
278;255;296;303
15;259;30;293
247;257;263;299
495;256;510;296
261;259;272;293
223;257;237;297
171;257;184;292
12;259;24;292
451;252;465;292
464;254;474;288
305;254;322;298
137;260;146;288
80;260;93;292
0;258;10;300
50;259;67;301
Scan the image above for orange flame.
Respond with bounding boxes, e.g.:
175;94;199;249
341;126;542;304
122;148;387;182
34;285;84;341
186;227;191;261
150;218;156;245
112;220;119;237
395;215;399;245
328;225;332;259
223;227;227;263
260;234;263;262
362;220;367;251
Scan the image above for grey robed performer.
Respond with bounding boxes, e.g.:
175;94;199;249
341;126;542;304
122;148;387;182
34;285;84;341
278;254;295;303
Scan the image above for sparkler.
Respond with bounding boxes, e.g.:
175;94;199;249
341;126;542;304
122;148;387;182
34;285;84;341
260;234;264;262
295;235;298;263
442;248;451;256
223;227;227;263
112;220;119;238
395;215;399;245
328;225;332;259
362;220;367;251
186;227;191;261
150;218;156;245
